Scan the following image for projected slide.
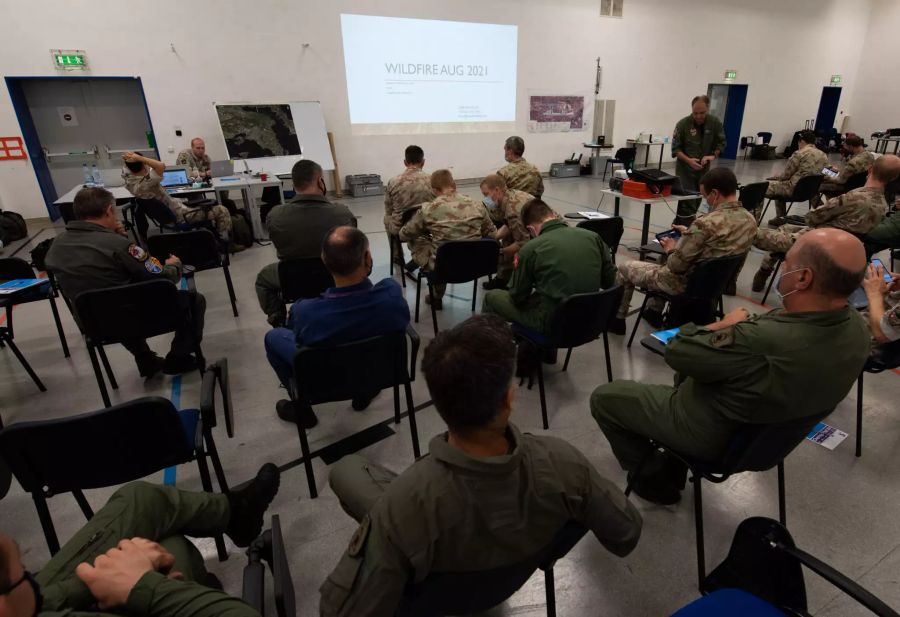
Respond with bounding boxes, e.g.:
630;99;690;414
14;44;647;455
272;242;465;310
340;14;518;134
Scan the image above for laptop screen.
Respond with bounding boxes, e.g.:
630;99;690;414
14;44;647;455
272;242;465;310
161;169;189;187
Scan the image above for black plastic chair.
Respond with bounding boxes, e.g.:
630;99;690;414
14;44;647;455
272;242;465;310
757;132;773;144
126;197;216;244
760;252;787;305
242;514;295;617
388;206;422;289
0;258;69;358
576;217;625;264
277;257;334;305
854;341;900;458
512;285;624;429
0;391;231;559
75;279;205;408
396;522;588;617
603;147;637;180
291;327;420;498
625;410;830;589
672;517;899;616
738;181;770;215
758;174;825;224
148;229;238;317
628;254;746;348
415;239;500;336
884;177;899;209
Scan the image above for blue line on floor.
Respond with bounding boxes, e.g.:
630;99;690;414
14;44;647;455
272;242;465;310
164;277;189;486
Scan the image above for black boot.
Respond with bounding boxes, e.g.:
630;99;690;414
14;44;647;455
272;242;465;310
226;463;281;547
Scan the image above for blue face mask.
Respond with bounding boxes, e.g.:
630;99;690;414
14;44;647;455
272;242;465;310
698;199;711;215
483;196;497;209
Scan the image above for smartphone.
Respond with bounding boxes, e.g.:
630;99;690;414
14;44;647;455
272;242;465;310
871;258;893;283
655;229;682;243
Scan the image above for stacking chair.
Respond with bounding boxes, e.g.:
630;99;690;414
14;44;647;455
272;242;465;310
625;410;831;589
512;285;624;429
758;174;825;224
603;147;637;180
415;239;500;336
291;327;421;498
277;257;334;305
388;206;422;289
854;340;900;457
738;181;770;216
75;279;205;407
0;258;69;358
148;229;238;316
397;522;588;617
242;515;295;617
576;217;625;263
0;390;232;559
125;197;217;245
627;254;745;347
673;517;898;616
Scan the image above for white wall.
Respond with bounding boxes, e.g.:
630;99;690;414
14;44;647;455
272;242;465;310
849;0;900;140
0;0;875;218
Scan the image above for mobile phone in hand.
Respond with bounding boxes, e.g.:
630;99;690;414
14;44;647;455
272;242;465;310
871;258;893;283
655;229;682;243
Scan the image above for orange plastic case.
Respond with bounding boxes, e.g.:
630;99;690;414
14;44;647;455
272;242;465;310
621;179;672;199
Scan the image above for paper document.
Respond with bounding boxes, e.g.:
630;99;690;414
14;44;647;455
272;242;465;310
577;211;611;219
651;328;680;345
0;279;48;295
806;422;848;450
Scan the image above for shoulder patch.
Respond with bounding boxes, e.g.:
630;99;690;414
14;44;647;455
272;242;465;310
144;256;163;274
710;327;735;348
513;253;520;269
348;515;371;558
128;244;148;261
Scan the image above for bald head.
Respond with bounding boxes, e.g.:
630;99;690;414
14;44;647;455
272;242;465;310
871;154;900;185
787;228;867;300
321;226;370;278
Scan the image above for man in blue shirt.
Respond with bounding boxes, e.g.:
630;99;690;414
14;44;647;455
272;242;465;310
264;226;411;427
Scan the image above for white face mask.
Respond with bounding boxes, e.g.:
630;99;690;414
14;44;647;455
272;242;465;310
775;267;806;301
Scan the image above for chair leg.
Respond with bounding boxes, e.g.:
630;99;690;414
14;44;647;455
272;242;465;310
562;348;573;372
856;372;864;458
204;428;230;493
72;489;94;520
537;361;549;430
87;345;112;408
392;383;401;424
195;451;229;561
784;201;793;217
405;380;421;459
545;566;557;617
471;279;478;312
97;345;118;391
48;296;70;358
758;198;771;225
414;277;422;323
692;474;706;589
3;335;47;392
428;282;439;337
34;494;61;556
603;332;613;383
777;462;786;526
627;295;650;348
761;259;783;305
295;408;318;499
223;266;239;317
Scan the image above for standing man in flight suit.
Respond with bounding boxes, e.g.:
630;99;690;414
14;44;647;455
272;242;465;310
671;95;726;226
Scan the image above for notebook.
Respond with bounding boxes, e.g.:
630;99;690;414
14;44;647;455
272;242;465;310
0;279;48;295
650;327;680;345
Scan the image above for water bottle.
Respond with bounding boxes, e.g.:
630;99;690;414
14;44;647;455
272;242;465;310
91;164;104;187
82;163;94;187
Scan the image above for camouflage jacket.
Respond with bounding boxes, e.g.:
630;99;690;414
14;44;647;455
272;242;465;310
175;150;212;177
775;145;828;189
122;167;184;214
667;201;757;276
399;193;497;245
498;158;544;198
384;168;433;232
501;189;536;248
807;187;886;233
823;151;875;188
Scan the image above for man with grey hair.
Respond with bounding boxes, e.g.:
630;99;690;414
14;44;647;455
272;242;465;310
590;228;871;505
497;136;544;198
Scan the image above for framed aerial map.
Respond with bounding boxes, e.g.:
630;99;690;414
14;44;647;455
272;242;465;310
214;104;302;160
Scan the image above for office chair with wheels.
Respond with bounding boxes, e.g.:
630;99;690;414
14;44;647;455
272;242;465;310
277;257;334;306
758;174;825;224
603;147;637;180
576;217;625;264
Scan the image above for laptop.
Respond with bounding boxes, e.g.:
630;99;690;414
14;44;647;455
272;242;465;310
160;167;190;188
210;160;235;178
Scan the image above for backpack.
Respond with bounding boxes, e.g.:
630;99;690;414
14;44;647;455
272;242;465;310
230;213;253;250
0;210;27;245
30;238;54;272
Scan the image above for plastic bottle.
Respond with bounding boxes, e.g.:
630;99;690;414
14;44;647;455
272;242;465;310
82;163;94;187
91;164;104;187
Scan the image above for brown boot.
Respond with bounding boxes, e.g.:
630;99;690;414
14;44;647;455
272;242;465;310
752;267;773;293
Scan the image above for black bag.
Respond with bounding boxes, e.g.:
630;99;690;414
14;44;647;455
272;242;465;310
230;214;253;249
0;210;27;244
30;238;54;272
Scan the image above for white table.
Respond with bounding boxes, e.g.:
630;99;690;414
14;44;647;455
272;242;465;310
599;188;701;248
875;136;900;155
54;185;133;206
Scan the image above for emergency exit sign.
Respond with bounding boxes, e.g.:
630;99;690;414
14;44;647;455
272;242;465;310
830;74;842;85
51;50;88;70
724;70;737;81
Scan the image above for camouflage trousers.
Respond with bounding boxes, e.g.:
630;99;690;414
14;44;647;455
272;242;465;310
176;203;232;237
755;225;807;271
616;261;685;319
765;181;794;219
409;238;446;299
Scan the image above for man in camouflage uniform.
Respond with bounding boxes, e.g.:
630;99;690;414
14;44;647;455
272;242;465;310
609;168;757;334
497;136;544;198
175;137;212;179
671;95;726;225
765;130;828;226
384;145;433;266
399;169;496;308
122;152;232;237
479;174;535;288
816;135;874;204
751;155;900;292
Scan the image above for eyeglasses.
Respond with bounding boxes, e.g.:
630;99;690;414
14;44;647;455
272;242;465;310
0;571;35;595
0;570;42;616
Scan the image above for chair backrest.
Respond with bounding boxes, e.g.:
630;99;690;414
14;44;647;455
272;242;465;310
844;170;869;192
0;257;36;281
738;182;770;213
401;205;422;226
615;147;637;165
668;254;746;326
0;397;193;495
720;410;830;475
293;331;410;405
430;239;499;285
278;257;334;304
576;217;625;255
884;177;899;207
135;197;178;226
547;285;624;348
790;174;825;201
147;229;223;271
397;522;588;617
74;279;186;344
757;132;773;144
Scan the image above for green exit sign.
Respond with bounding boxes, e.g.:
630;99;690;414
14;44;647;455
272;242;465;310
51;49;88;70
831;74;842;85
724;70;737;80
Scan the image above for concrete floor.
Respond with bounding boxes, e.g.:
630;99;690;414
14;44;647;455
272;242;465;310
1;157;898;616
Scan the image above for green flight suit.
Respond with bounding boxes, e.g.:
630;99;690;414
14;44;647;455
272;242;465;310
36;482;258;617
591;307;870;470
671;114;726;222
482;219;616;334
864;211;900;254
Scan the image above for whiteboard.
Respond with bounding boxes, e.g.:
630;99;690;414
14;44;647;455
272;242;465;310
212;101;334;175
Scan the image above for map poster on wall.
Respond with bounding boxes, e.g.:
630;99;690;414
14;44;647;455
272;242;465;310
215;104;302;159
527;96;586;133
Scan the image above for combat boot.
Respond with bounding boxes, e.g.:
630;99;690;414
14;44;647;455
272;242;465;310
752;267;773;293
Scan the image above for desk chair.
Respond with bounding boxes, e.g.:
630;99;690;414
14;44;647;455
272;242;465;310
0;388;232;559
625;410;830;589
290;327;420;498
388;206;422;289
415;239;500;336
576;217;625;264
397;522;588;617
148;229;238;317
603;147;637;180
627;254;745;348
277;257;333;306
242;515;295;617
758;174;825;225
512;286;623;429
673;517;898;617
75;279;206;408
855;341;900;458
